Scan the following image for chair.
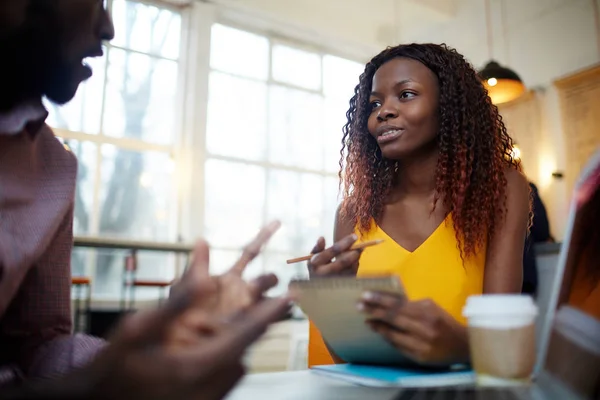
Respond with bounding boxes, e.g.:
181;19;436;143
121;249;172;311
71;276;92;333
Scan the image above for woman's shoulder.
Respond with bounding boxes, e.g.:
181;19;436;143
334;203;358;240
504;166;528;186
503;166;530;206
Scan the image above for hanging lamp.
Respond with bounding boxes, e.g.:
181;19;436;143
478;0;525;104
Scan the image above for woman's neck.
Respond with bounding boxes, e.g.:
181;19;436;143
391;147;439;198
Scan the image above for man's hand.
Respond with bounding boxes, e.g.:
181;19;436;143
167;221;284;349
90;280;290;399
4;222;290;400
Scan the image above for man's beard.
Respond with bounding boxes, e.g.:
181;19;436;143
0;16;78;110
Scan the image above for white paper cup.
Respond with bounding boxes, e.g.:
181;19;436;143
463;295;538;386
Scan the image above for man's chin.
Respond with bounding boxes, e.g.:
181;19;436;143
44;79;81;106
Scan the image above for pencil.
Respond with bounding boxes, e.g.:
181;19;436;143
286;239;384;264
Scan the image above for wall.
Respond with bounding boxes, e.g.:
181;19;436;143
205;0;458;61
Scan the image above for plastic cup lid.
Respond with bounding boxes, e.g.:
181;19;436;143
462;294;538;318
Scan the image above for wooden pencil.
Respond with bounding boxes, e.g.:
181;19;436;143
286;239;384;264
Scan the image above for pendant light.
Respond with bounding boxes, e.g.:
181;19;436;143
478;0;525;105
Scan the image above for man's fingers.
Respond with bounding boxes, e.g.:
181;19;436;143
225;297;292;350
230;221;281;275
183;297;291;371
247;273;279;300
169;240;210;299
186;240;211;280
117;278;213;347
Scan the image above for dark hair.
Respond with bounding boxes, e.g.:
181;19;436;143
339;43;521;259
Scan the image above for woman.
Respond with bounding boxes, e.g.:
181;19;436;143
308;43;531;367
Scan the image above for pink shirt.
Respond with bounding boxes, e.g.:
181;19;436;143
0;100;105;387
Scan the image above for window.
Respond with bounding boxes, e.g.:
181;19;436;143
49;0;184;298
206;24;363;294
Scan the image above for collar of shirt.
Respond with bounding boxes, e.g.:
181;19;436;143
0;98;48;137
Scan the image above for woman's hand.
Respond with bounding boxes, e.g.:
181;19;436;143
307;234;362;277
358;292;470;365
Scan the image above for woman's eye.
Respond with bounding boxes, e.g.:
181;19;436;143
370;101;381;110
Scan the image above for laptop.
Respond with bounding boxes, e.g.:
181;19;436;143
393;149;600;399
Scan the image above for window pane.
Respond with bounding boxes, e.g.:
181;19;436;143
323;175;341;245
98;146;176;241
266;170;324;254
324;96;348;173
204;159;266;248
103;48;178;145
210;24;269;80
207;72;267;160
272;45;321;90
45;53;106;134
268;85;324;170
264;253;307;297
91;248;176;299
71;247;94;278
61;139;98;236
323;55;363;98
91;248;126;297
322;56;362;173
111;0;181;59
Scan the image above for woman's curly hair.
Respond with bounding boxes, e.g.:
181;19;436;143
339;43;521;259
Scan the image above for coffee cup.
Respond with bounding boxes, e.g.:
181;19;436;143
462;294;538;386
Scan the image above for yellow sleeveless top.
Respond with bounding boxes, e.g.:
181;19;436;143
308;215;486;367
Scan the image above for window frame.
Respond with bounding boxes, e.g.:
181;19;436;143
204;20;363;288
56;1;368;302
53;0;190;301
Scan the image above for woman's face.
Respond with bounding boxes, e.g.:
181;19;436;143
367;57;440;160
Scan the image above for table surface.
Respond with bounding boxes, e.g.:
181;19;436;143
225;370;401;400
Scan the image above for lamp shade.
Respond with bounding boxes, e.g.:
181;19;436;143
478;60;526;105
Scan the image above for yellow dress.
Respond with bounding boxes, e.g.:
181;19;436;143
308;215;486;367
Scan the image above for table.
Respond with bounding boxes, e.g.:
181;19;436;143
225;370;401;400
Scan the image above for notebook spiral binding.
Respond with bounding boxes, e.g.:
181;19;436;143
289;276;402;291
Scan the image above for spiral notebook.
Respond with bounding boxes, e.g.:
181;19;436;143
289;275;417;366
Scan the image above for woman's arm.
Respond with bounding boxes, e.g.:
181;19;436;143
483;168;531;293
308;204;359;277
320;205;355;363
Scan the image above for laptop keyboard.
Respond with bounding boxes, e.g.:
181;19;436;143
394;387;530;400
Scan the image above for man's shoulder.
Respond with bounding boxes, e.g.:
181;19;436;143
37;124;78;169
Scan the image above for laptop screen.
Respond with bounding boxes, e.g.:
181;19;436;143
556;158;600;319
540;150;600;398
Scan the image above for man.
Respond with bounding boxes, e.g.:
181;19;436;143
0;1;290;398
